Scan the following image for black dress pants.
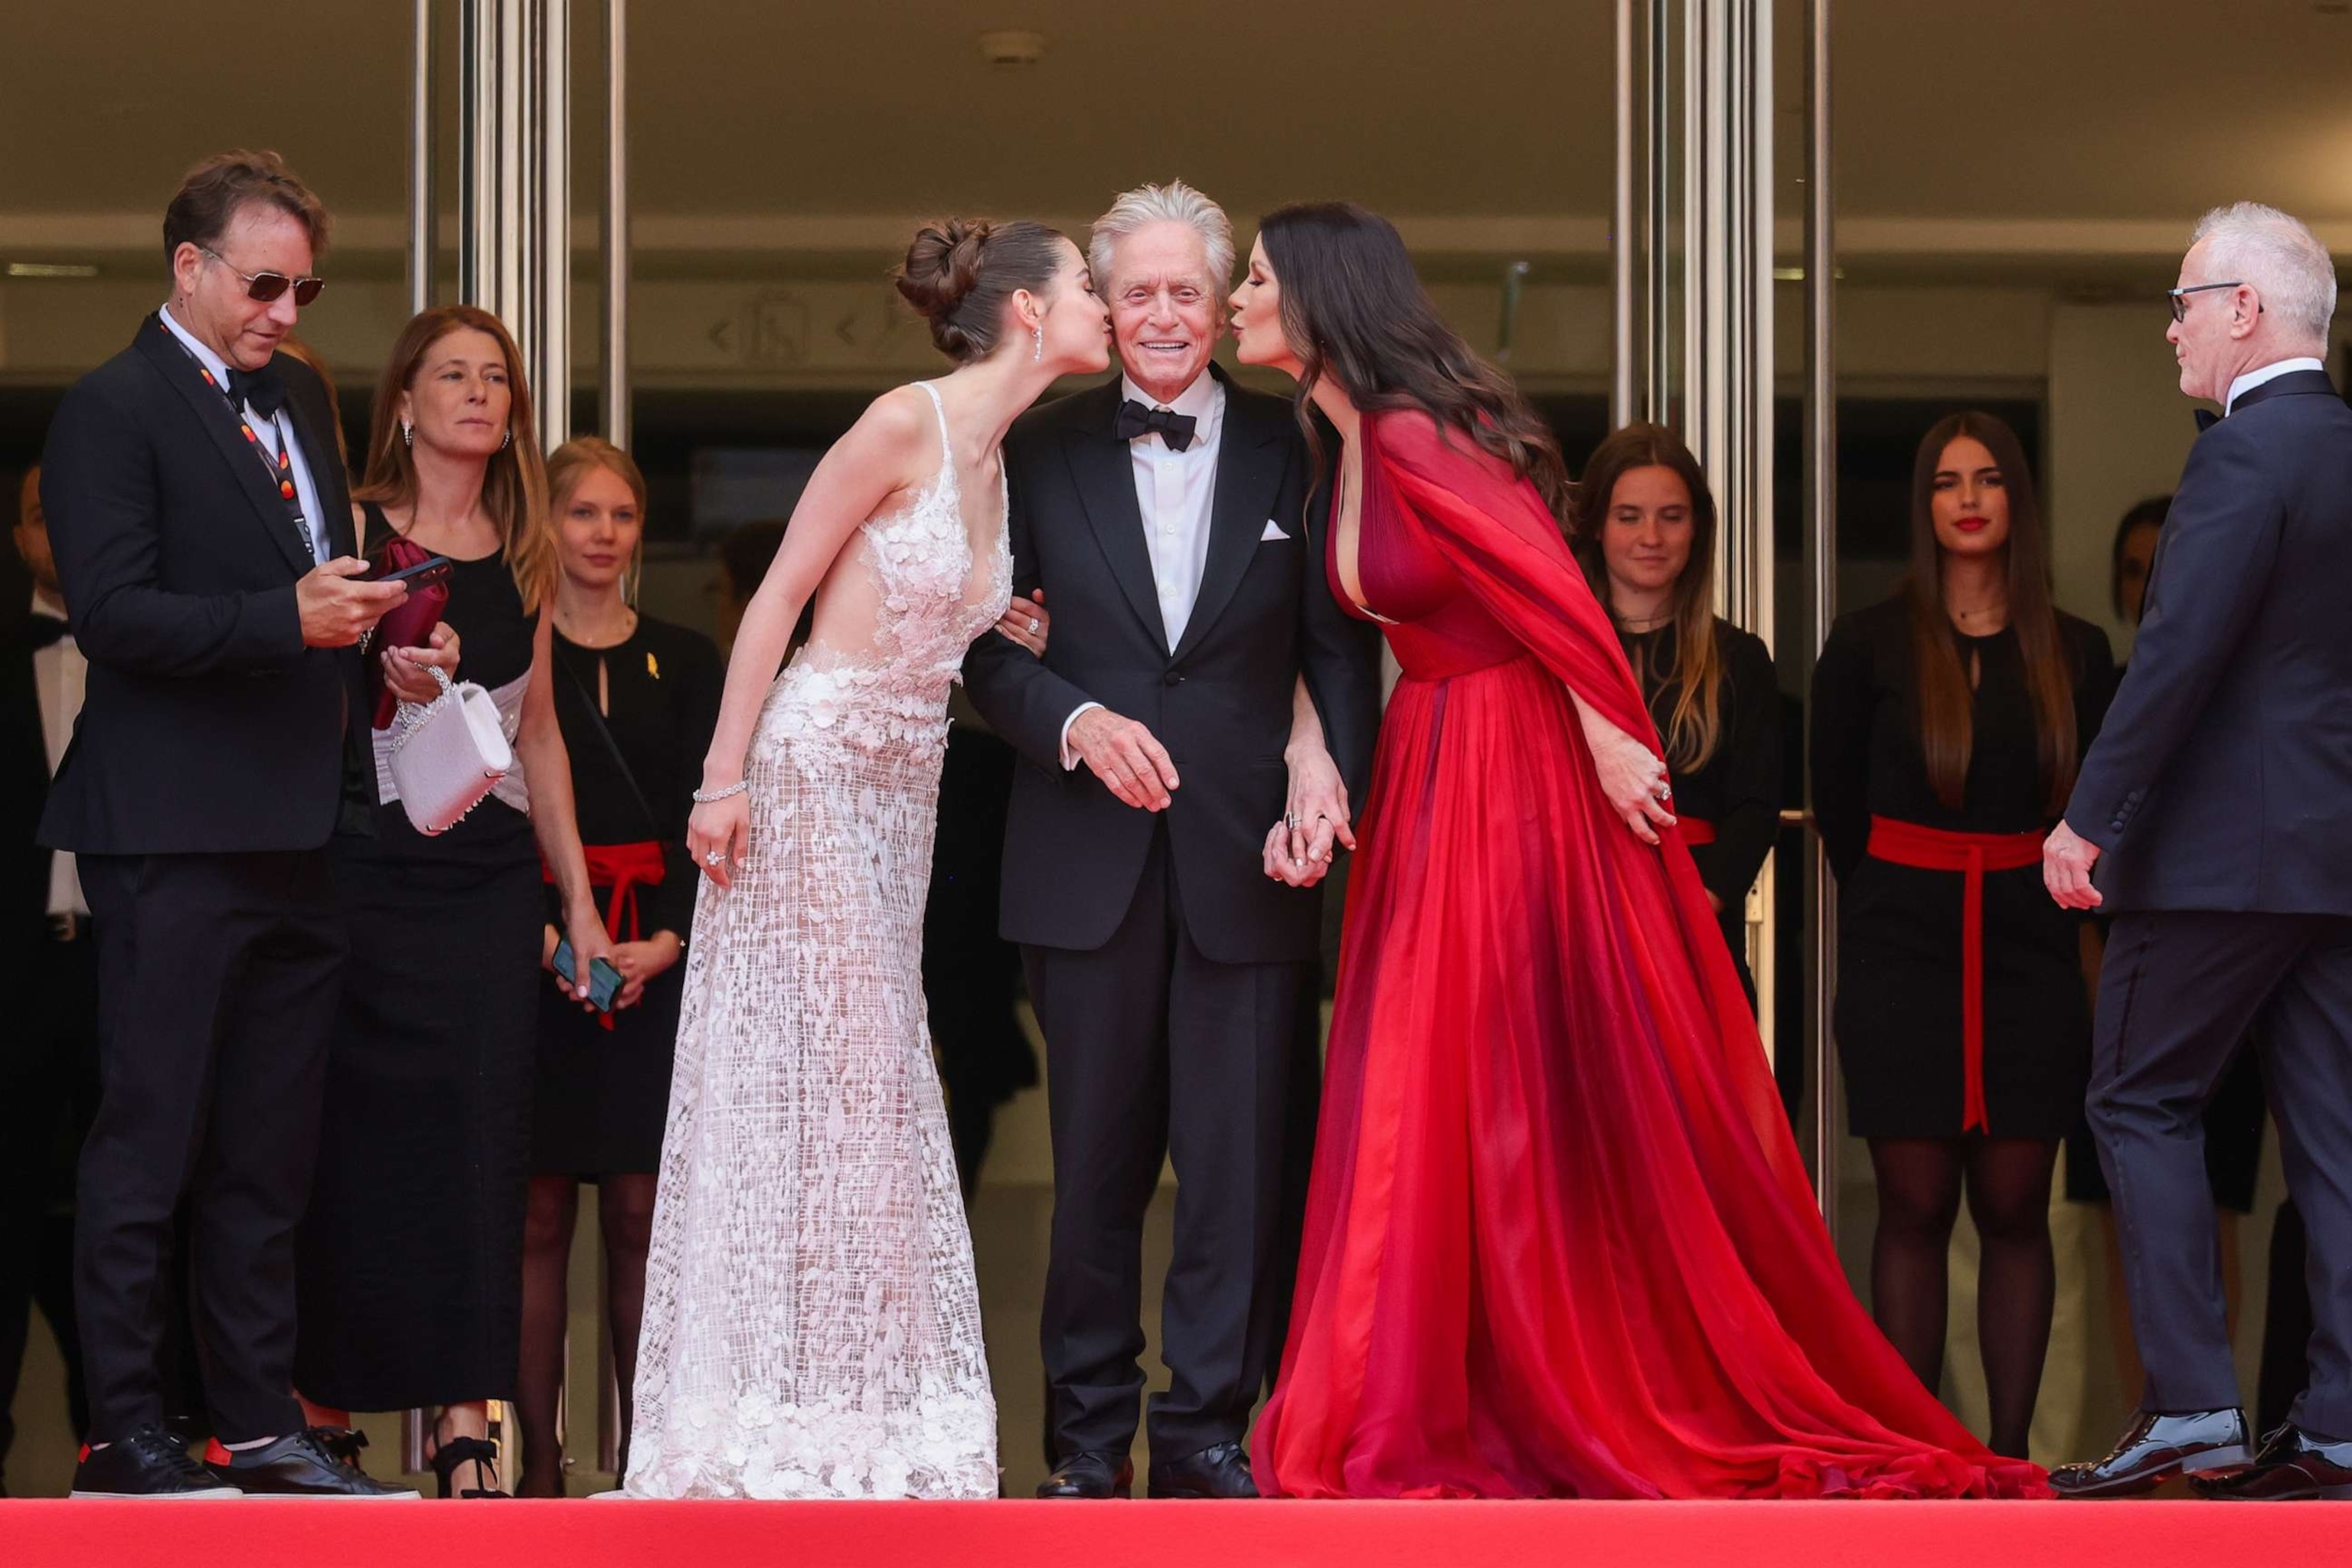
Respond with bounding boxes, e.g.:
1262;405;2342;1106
1026;822;1312;1461
2092;909;2352;1438
75;850;344;1444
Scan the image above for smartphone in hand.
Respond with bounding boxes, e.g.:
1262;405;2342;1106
552;939;625;1013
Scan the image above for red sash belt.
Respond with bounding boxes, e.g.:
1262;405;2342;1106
543;840;667;1031
1864;815;2043;1135
1678;816;1717;846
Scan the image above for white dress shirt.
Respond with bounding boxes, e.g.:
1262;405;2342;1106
30;586;89;916
159;304;332;564
1057;370;1228;769
2226;356;2328;415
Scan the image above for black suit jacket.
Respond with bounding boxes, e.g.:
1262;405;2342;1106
962;370;1382;963
37;315;368;856
2066;368;2352;913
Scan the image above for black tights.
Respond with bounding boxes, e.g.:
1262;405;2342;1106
1867;1135;2057;1459
514;1173;658;1496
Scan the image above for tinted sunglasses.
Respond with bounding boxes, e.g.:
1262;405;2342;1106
202;246;325;307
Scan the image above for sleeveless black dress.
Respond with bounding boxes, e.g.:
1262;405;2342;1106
295;507;544;1410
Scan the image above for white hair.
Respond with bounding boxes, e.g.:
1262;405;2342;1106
1088;180;1235;294
2190;202;2339;348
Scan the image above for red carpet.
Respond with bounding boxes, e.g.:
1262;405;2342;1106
1;1497;2341;1566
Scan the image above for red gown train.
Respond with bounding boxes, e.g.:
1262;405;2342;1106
1253;410;2047;1501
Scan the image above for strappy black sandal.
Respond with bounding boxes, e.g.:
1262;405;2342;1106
427;1433;508;1499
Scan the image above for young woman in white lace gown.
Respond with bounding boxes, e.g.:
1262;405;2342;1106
623;220;1109;1499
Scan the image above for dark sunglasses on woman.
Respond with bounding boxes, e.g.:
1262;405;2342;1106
203;246;325;306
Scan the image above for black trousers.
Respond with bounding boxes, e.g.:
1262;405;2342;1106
0;920;100;1481
75;850;344;1444
2091;909;2352;1437
1025;823;1314;1461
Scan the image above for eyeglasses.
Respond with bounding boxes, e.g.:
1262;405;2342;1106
201;247;325;307
2167;281;2248;323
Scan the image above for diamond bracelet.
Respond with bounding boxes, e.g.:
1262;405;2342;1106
691;779;750;803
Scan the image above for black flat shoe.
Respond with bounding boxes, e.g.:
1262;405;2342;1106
2050;1408;2252;1498
429;1433;510;1499
1148;1439;1258;1499
2193;1423;2352;1501
207;1427;419;1498
70;1425;240;1499
1037;1449;1134;1499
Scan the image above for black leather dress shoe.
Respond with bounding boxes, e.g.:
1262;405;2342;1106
2050;1407;2252;1498
1148;1439;1259;1499
1037;1450;1134;1499
207;1427;420;1498
70;1426;241;1498
2193;1423;2352;1501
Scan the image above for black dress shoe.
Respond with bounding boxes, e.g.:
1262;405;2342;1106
1037;1450;1134;1499
1148;1439;1259;1500
207;1427;420;1498
2050;1407;2252;1498
2193;1423;2352;1501
70;1425;241;1498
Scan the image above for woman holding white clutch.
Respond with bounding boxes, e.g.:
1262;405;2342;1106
292;305;612;1499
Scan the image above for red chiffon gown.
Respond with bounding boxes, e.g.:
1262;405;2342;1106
1253;411;2048;1501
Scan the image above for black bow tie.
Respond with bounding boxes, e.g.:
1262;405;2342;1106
2195;407;2221;433
227;364;286;420
1116;400;1197;452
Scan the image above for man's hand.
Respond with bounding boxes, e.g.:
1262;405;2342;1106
379;620;461;705
1067;706;1179;811
1282;741;1354;869
2043;820;2105;910
299;557;407;648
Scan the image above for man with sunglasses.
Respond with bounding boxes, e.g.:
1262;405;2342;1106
2046;203;2352;1501
38;149;443;1499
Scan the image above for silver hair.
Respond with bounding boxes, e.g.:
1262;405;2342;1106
2189;202;2339;348
1088;180;1236;295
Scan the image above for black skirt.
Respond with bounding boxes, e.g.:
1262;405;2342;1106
294;803;541;1411
531;946;684;1178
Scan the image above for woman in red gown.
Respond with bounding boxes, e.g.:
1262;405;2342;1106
1228;203;2047;1501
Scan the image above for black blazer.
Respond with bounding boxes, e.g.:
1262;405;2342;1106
962;370;1382;963
2066;368;2352;914
37;315;368;856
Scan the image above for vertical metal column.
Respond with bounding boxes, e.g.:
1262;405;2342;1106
531;0;570;449
1612;0;1638;428
461;0;567;449
1805;0;1841;1221
600;0;631;449
409;0;436;316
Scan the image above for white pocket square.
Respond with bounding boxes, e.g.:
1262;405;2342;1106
1259;520;1292;542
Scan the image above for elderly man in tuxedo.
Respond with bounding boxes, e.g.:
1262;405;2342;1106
964;180;1380;1501
2047;203;2352;1501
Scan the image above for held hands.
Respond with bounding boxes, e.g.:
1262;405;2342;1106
607;933;684;1011
2043;821;2105;910
299;557;407;648
1263;741;1354;887
1069;707;1179;812
1587;720;1676;846
380;620;461;705
995;590;1050;657
687;788;752;890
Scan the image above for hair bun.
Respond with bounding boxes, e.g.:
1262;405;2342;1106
895;219;993;348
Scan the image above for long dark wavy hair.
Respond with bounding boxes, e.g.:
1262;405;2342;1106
1904;411;2079;812
1256;203;1570;524
1574;423;1726;771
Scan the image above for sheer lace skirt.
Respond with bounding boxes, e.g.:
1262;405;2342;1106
624;672;998;1500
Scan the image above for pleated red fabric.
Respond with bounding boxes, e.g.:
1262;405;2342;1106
1253;411;2047;1501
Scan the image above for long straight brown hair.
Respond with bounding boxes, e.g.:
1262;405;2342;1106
355;305;554;612
1256;203;1571;525
1906;411;2078;812
1574;423;1726;771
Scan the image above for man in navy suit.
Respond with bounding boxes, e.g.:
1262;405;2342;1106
2046;203;2352;1500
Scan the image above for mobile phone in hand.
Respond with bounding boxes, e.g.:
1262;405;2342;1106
551;939;625;1013
371;554;452;589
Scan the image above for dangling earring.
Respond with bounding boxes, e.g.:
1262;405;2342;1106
400;420;413;449
1032;323;1044;364
501;427;512;450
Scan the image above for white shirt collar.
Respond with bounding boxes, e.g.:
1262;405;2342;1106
1119;368;1224;443
158;303;239;391
2226;356;2327;415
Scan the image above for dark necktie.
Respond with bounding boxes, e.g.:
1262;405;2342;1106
227;364;287;420
1115;400;1197;452
2195;407;2220;433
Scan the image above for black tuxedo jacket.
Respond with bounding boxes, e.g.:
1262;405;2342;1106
2066;368;2352;913
37;315;368;856
962;371;1382;963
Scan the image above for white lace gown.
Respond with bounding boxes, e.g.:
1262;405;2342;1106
626;382;1005;1500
